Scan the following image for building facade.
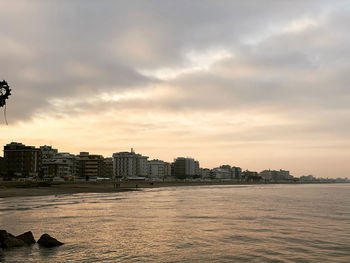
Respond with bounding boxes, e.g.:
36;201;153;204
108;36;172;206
101;157;114;178
78;152;104;180
0;156;4;176
232;166;242;180
173;157;199;179
211;166;232;179
164;162;172;178
147;159;173;180
42;153;78;179
200;168;211;179
3;142;40;177
260;169;292;181
148;159;165;180
112;149;148;179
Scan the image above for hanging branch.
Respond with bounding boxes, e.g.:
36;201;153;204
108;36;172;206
0;80;11;125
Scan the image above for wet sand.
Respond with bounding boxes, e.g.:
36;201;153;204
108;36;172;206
0;180;246;198
0;182;126;198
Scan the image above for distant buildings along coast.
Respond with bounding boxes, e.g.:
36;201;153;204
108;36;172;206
0;142;349;183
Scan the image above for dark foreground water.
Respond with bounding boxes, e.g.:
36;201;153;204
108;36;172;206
0;184;349;263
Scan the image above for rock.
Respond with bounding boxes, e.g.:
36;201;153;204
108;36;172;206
2;236;25;249
16;231;36;245
0;230;8;244
37;234;63;247
0;230;9;248
0;230;26;249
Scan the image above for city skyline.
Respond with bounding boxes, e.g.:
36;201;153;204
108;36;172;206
0;141;340;180
1;1;350;177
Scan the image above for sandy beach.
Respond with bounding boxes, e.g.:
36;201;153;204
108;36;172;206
0;180;250;198
0;181;125;198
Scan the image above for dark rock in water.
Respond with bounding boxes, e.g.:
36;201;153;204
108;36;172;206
0;230;10;248
0;230;8;244
2;236;25;249
0;230;26;249
16;231;36;245
37;234;63;247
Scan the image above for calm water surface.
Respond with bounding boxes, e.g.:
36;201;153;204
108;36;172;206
0;184;349;262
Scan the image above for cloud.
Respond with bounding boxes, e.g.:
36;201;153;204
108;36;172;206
0;1;350;176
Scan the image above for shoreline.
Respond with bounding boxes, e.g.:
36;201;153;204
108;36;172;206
0;181;348;198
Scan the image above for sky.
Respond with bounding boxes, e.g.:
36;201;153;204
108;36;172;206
0;0;349;177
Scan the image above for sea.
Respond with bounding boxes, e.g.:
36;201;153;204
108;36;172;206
0;184;349;263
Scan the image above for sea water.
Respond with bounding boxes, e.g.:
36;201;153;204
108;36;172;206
0;184;349;262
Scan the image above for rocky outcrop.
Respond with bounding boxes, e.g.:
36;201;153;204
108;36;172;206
2;236;25;248
37;234;64;247
1;230;64;250
0;230;25;249
16;231;36;245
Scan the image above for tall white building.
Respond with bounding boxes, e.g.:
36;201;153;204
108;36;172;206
112;149;148;179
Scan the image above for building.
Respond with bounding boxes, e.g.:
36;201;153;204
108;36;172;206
101;157;114;178
232;166;242;180
39;145;59;177
164;162;172;178
211;166;232;179
260;169;293;181
78;152;104;180
194;161;200;177
242;170;261;181
200;168;211;179
173;157;199;179
42;153;78;179
3;142;40;177
147;159;172;180
0;156;4;176
39;145;58;160
300;174;317;182
148;159;165;180
209;165;241;180
112;149;148;179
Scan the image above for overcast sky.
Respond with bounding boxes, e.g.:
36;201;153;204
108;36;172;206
1;0;349;177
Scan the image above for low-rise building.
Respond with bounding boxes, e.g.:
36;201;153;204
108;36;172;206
242;170;261;181
200;168;211;179
211;166;232;179
300;174;317;182
260;169;293;181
